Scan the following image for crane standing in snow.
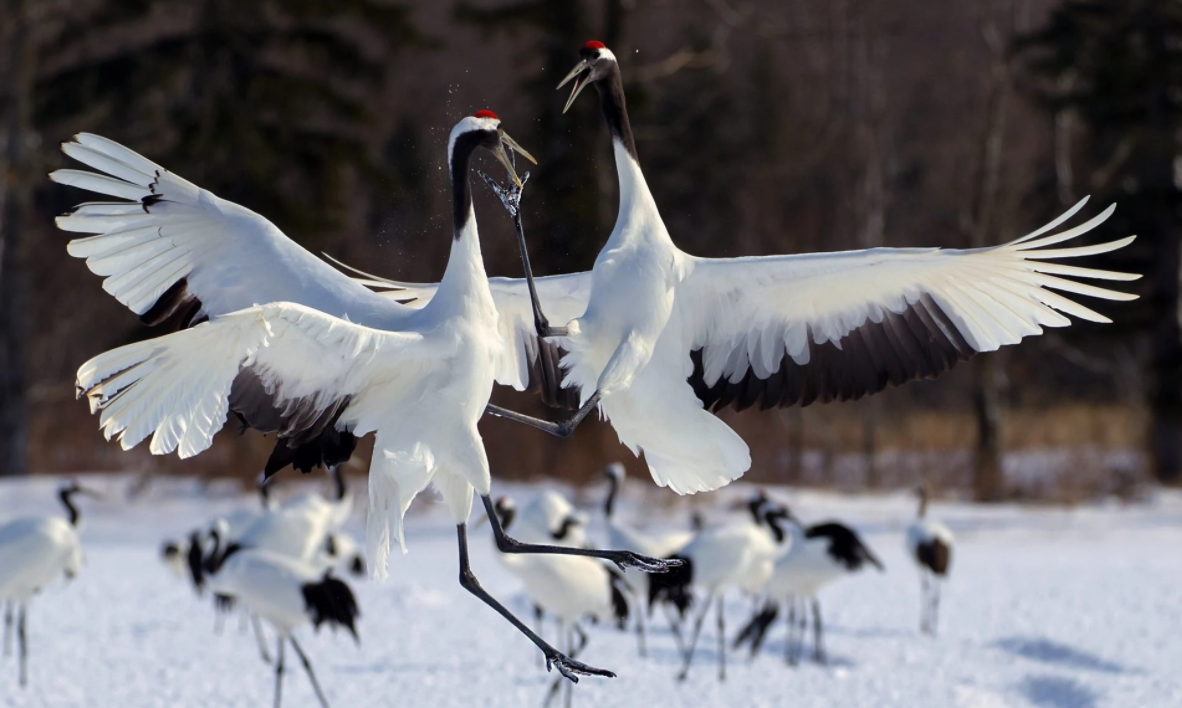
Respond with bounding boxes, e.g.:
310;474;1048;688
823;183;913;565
492;497;629;708
201;521;360;708
0;481;97;687
734;500;884;665
906;486;954;635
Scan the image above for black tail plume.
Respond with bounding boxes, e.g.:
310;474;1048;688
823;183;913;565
302;572;361;642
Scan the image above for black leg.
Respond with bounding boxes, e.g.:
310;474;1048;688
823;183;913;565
484;391;602;440
931;580;942;637
3;602;11;658
477;170;568;339
661;603;687;656
748;601;777;659
635;595;647;658
290;636;331;708
252;614;272;664
17;605;27;688
717;595;726;682
812;598;825;664
786;598;796;665
572;624;589;657
456;524;615;684
273;636;285;708
480;495;678;573
677;591;714;682
920;572;929;634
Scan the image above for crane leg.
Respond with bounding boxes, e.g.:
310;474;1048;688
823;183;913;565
252;614;272;664
273;636;285;708
786;598;797;665
564;626;574;708
484;392;601;440
717;595;726;682
811;598;825;664
456;524;615;685
919;572;929;634
290;636;330;708
17;605;27;688
660;602;687;656
676;591;715;682
635;596;647;658
3;602;11;658
479;495;678;573
477;169;569;340
931;580;942;637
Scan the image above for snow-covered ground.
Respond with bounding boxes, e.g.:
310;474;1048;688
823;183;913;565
1;475;1179;708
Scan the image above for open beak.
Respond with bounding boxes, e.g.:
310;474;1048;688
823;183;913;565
492;130;535;189
557;60;591;114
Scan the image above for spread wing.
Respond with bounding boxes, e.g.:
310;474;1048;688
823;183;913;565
677;198;1139;411
51;134;410;330
76;302;440;470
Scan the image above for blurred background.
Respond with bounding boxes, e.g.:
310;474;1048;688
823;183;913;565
0;0;1175;501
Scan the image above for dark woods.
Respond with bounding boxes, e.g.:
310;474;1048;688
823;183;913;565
0;0;1176;496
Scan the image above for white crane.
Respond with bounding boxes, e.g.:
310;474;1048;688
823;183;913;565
64;115;667;682
511;489;589;548
355;39;1138;499
201;522;360;708
648;496;785;681
601;462;692;656
906;485;954;635
491;497;629;708
0;481;96;687
734;500;884;665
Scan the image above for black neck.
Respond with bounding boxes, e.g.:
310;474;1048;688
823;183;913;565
258;481;270;508
552;517;579;541
450;131;485;239
497;506;515;532
746;499;764;525
604;473;618;518
186;531;205;588
594;63;638;161
331;466;347;501
58;488;81;527
764;511;786;544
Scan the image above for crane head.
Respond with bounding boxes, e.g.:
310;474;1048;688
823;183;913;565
450;110;537;189
558;40;619;114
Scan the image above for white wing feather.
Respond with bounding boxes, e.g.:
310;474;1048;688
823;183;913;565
52;133;410;328
75;302;436;459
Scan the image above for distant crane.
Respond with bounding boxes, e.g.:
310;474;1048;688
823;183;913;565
906;486;954;635
649;495;786;681
492;497;629;708
601;462;692;656
0;481;97;687
202;521;360;708
734;499;883;665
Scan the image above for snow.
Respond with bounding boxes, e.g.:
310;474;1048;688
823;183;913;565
1;475;1180;708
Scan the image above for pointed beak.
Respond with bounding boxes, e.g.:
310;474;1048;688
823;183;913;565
557;60;591;114
492;137;527;189
75;486;104;501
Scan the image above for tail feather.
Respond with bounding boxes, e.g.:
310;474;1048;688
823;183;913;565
302;572;360;642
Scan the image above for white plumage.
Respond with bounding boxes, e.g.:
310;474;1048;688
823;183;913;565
62;116;633;682
735;500;883;665
0;483;92;687
69;116;517;577
906;486;955;635
354;43;1139;501
203;523;360;708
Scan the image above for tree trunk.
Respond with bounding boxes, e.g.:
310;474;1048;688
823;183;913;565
971;356;1006;501
0;0;33;477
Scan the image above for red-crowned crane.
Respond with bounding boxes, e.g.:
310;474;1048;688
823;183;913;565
64;114;669;684
0;481;97;687
906;485;954;635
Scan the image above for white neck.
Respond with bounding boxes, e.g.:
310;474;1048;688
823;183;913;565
438;204;489;299
606;139;672;250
